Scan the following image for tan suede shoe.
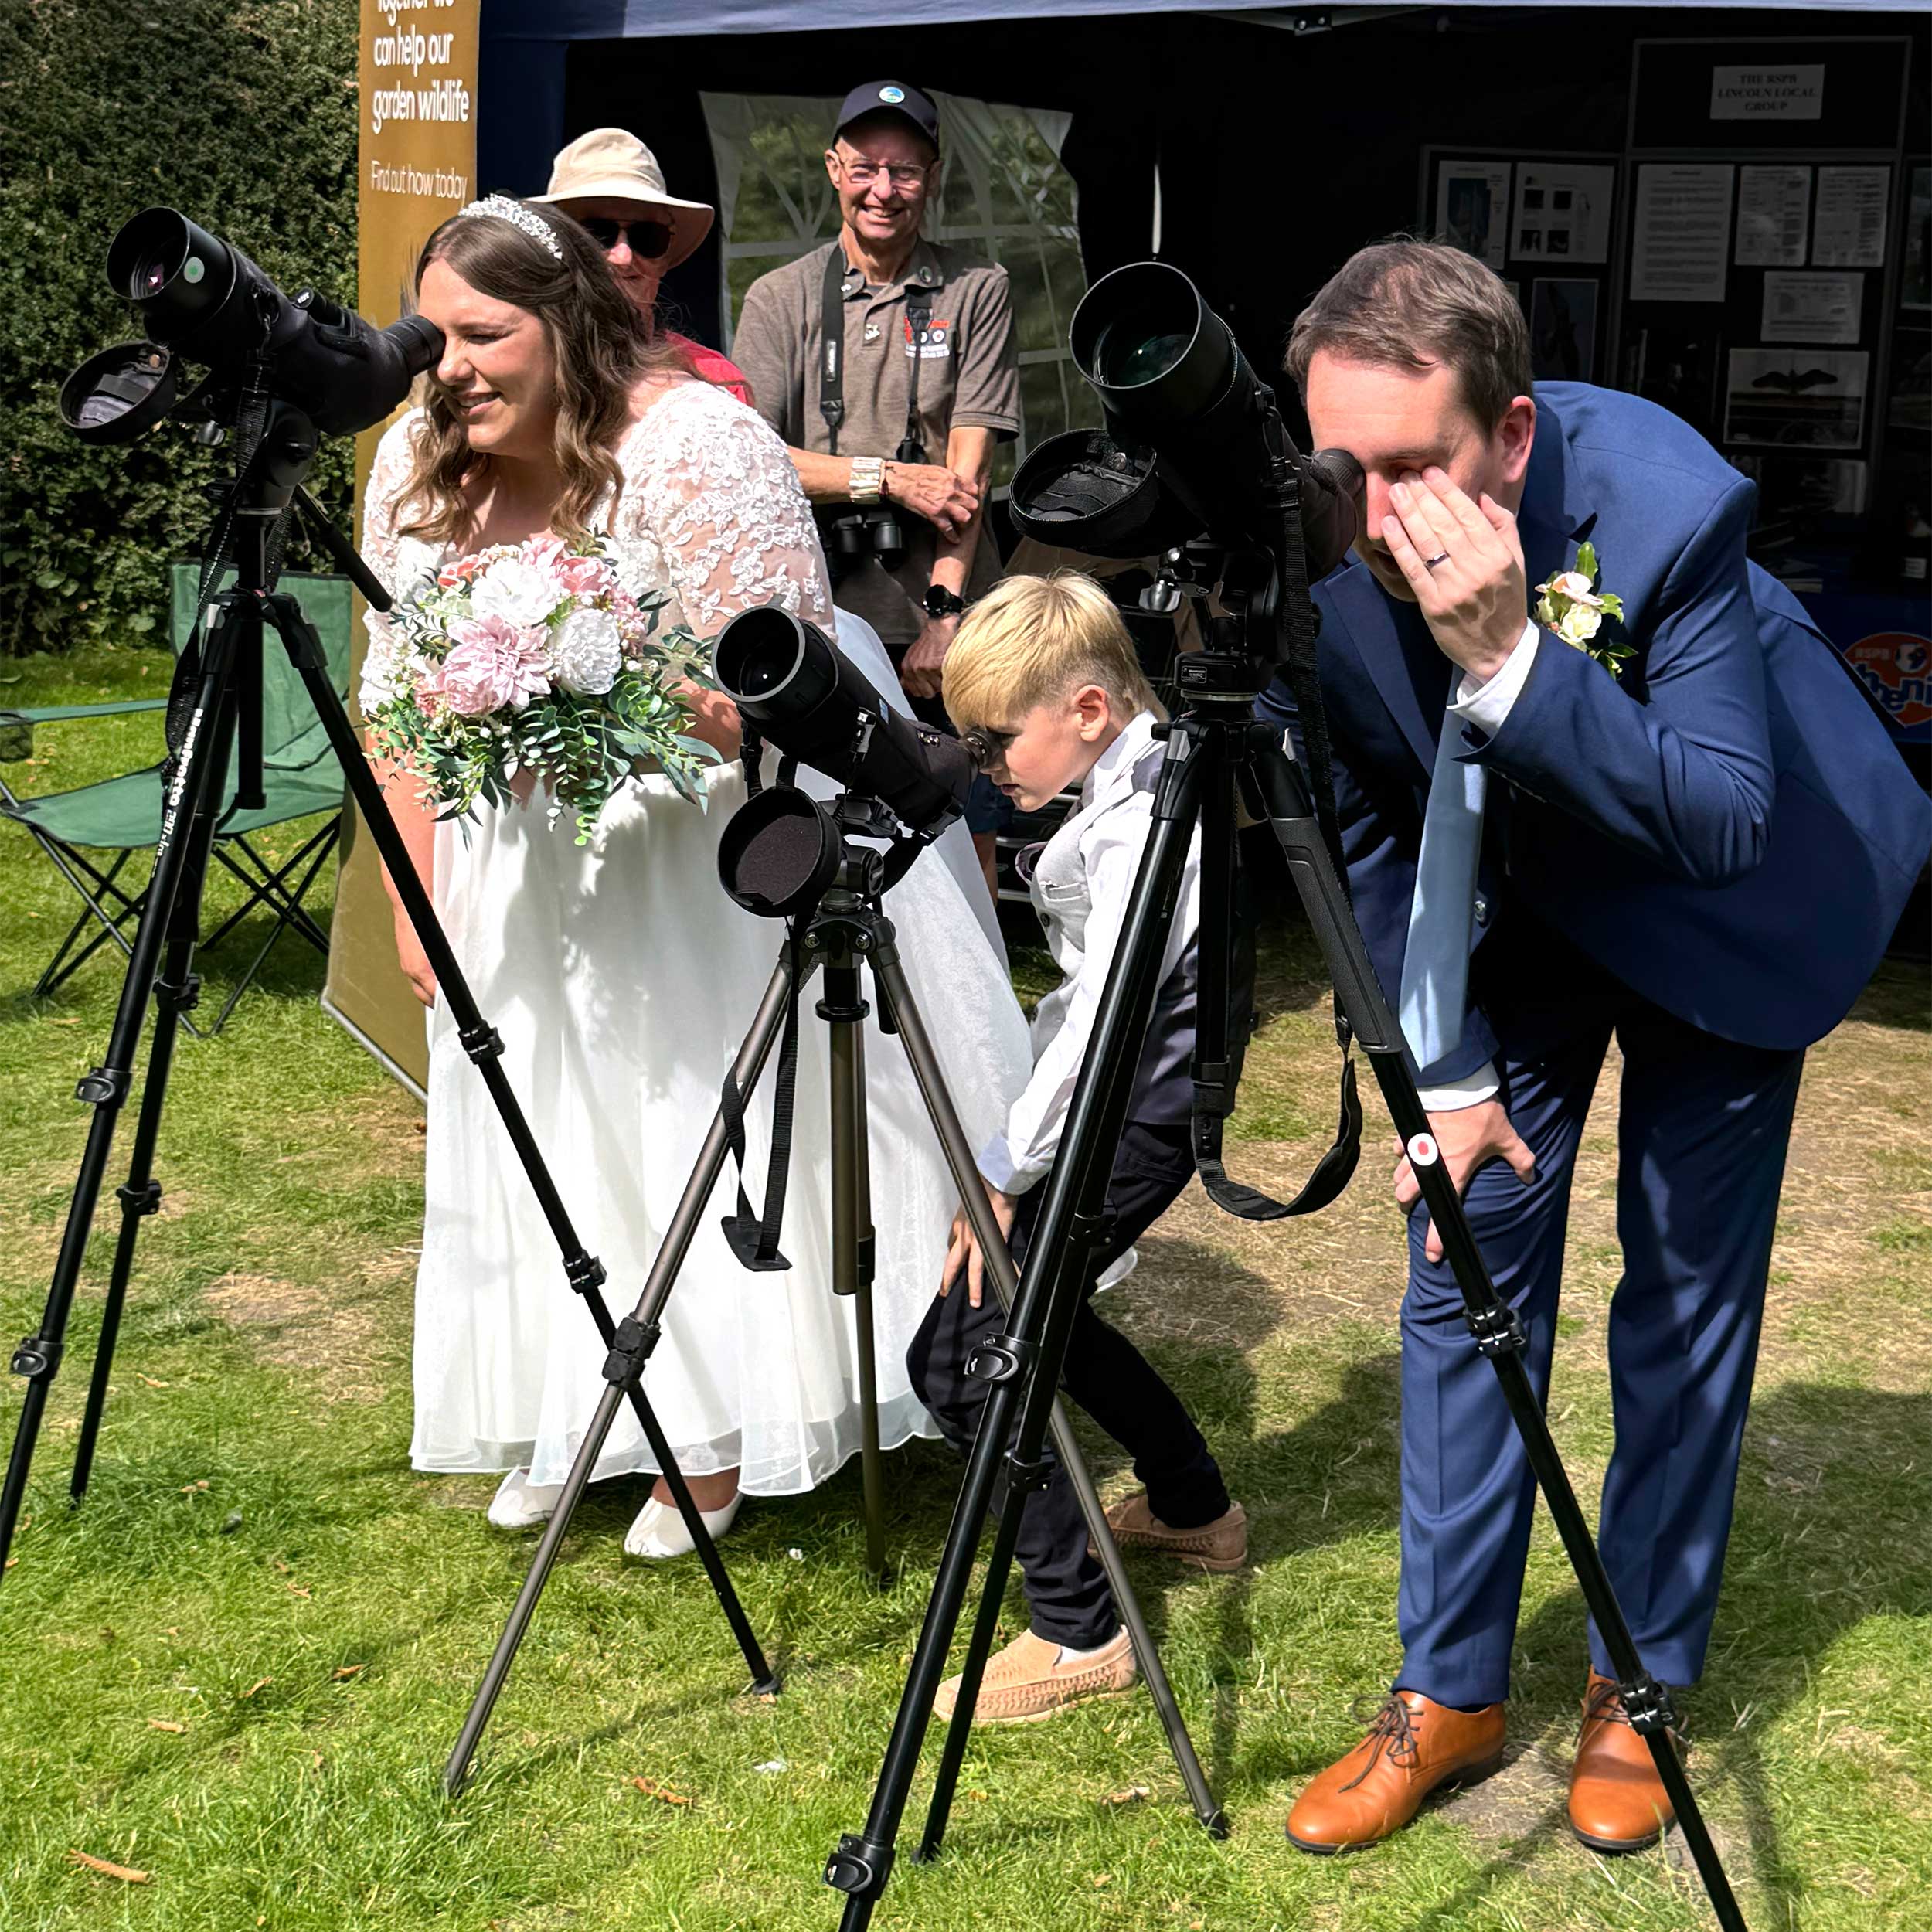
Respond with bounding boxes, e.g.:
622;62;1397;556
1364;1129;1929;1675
1569;1672;1681;1852
1287;1690;1506;1854
933;1628;1135;1726
1092;1491;1249;1573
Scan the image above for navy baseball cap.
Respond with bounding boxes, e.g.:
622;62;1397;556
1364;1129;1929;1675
834;80;940;150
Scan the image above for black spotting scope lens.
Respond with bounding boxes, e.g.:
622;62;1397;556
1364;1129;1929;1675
107;209;240;350
1073;261;1234;423
714;607;971;840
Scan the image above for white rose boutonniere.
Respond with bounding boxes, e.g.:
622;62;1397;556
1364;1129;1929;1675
1533;541;1632;679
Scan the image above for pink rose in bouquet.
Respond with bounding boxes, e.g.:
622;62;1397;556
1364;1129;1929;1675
440;614;553;716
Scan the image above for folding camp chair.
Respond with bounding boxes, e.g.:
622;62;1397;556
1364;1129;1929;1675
0;565;355;1034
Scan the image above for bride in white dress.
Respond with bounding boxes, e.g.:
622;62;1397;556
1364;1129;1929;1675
360;196;1029;1553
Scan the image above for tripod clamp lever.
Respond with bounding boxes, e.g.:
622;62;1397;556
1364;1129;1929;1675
964;1332;1035;1386
565;1253;608;1298
11;1335;58;1380
600;1314;663;1393
1618;1671;1680;1738
824;1832;896;1900
74;1066;130;1107
1464;1303;1529;1358
458;1022;505;1064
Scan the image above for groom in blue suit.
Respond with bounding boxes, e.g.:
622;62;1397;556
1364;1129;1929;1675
1260;242;1931;1857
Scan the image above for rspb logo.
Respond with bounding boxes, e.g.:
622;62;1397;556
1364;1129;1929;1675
1844;632;1932;733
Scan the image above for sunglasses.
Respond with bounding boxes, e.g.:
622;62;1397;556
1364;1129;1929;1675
577;216;675;260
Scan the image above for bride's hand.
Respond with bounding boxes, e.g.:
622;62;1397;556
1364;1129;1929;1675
506;766;539;806
675;679;743;760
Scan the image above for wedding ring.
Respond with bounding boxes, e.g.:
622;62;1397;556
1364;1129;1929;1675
1423;552;1450;570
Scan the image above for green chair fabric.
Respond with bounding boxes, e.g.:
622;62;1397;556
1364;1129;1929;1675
0;565;355;1032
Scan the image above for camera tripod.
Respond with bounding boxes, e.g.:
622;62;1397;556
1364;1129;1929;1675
443;811;1225;1825
826;629;1748;1928
0;451;777;1718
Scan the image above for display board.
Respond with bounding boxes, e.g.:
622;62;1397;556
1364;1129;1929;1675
328;0;483;1097
1618;35;1911;526
1421;148;1622;386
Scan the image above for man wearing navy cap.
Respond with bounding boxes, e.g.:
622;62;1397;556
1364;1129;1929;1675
733;80;1021;889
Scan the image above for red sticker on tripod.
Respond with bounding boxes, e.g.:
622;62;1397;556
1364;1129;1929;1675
1407;1133;1439;1166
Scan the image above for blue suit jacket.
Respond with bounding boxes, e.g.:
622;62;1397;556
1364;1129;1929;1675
1259;382;1931;1080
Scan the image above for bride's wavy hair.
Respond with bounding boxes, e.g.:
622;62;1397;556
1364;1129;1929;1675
393;199;682;546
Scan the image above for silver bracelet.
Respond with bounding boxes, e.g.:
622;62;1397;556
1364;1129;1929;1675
849;456;886;504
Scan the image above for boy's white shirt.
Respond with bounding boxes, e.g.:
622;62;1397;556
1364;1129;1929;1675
978;709;1200;1197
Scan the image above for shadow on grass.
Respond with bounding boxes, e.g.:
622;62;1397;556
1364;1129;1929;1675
1420;1377;1932;1930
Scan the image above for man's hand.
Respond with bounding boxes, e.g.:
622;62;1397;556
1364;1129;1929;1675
886;461;980;539
1382;468;1528;685
1393;1097;1537;1264
899;614;957;699
940;1185;1019;1308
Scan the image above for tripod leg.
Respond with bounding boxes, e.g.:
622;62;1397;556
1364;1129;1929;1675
826;964;886;1583
1247;734;1748;1932
1;602;246;1580
441;959;801;1794
825;773;1206;1930
872;951;1227;1845
70;869;216;1504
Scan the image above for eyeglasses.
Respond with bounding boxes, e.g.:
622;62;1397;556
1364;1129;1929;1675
835;151;934;192
577;216;675;260
962;724;1018;770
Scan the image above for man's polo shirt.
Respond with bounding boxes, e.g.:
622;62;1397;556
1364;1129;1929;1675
733;236;1020;648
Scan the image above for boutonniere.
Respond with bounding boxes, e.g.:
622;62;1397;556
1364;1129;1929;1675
1533;540;1632;679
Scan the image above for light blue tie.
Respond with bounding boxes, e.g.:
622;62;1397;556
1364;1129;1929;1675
1399;706;1488;1072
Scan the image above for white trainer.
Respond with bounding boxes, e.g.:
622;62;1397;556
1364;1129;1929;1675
487;1467;563;1529
623;1490;743;1560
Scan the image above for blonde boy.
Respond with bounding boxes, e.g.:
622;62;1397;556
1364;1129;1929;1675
905;572;1247;1726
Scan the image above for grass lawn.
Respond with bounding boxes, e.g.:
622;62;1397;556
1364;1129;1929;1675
2;645;1927;1930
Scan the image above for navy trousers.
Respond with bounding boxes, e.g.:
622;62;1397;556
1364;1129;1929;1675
906;1119;1231;1650
1398;992;1804;1707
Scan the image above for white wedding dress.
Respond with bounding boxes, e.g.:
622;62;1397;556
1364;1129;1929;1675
360;380;1031;1496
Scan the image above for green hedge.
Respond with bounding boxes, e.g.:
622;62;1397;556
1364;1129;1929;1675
0;0;359;655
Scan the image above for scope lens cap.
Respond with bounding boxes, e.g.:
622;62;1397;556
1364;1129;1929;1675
60;342;179;444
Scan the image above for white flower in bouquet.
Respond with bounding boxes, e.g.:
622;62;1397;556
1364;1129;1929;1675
471;554;565;631
551;605;623;696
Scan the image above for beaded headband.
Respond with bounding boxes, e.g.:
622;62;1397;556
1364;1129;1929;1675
456;194;565;262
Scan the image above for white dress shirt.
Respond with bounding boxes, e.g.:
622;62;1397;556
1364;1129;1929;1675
978;709;1199;1193
1416;616;1540;1111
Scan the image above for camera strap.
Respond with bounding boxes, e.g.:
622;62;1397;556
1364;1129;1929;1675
900;273;939;461
818;245;947;466
818;247;849;456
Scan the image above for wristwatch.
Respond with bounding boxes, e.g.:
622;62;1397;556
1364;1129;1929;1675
920;584;966;619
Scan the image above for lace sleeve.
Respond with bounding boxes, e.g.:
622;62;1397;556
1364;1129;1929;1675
356;411;424;718
621;386;833;639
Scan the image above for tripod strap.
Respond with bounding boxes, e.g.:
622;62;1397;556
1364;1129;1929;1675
1192;1045;1362;1221
1277;483;1362;1078
719;923;806;1272
1187;748;1362;1221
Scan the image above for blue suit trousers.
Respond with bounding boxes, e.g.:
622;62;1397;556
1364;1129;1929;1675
1397;994;1804;1706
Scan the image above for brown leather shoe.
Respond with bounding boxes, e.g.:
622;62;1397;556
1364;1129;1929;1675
1568;1672;1681;1852
1091;1491;1248;1572
1287;1690;1506;1853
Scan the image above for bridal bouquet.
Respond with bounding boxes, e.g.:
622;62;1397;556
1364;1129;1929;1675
362;534;716;842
